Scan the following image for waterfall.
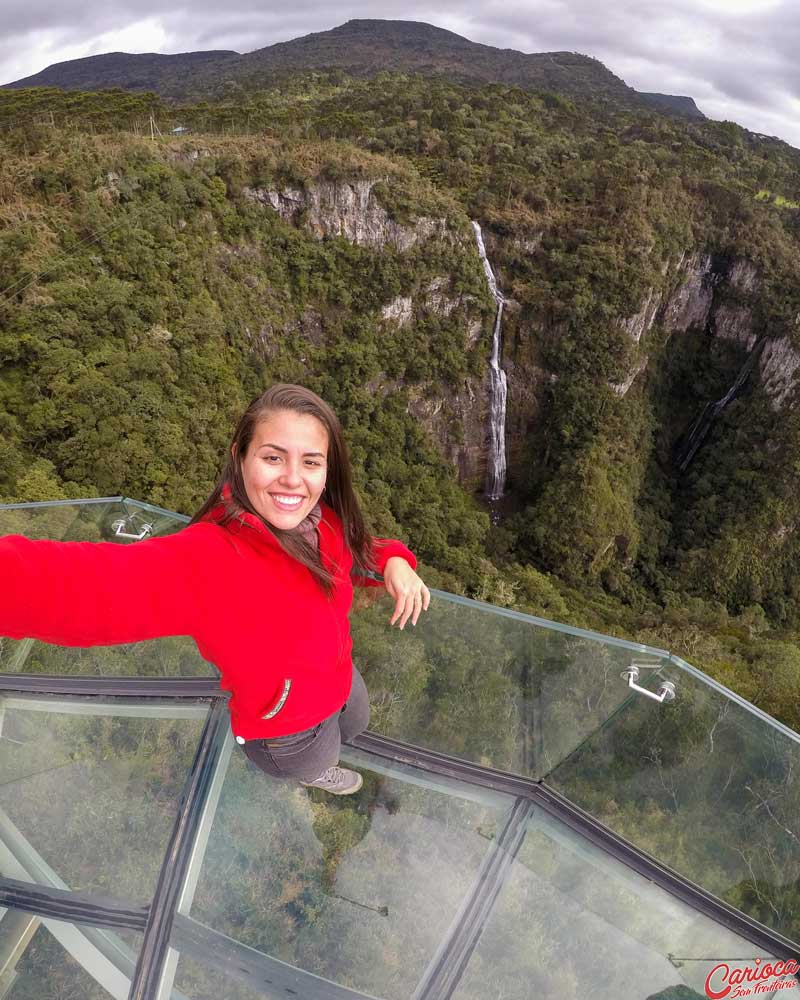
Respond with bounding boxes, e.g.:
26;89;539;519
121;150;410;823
676;340;764;472
471;221;508;500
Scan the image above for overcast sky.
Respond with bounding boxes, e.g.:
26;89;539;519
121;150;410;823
2;0;799;148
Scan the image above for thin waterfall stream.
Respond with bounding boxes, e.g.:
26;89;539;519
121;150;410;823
676;338;765;472
471;221;508;500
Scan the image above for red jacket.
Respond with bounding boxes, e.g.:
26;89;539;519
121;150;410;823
0;502;416;740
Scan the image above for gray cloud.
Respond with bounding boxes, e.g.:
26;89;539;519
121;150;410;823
1;0;799;147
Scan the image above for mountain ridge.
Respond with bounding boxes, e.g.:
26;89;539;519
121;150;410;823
2;17;698;118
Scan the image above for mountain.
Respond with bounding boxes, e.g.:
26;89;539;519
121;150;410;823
236;20;638;105
3;18;641;108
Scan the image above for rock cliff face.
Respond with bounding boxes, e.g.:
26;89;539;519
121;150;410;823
406;377;491;485
662;253;716;334
621;286;660;344
242;179;446;250
760;337;800;409
246;175;800;493
248;176;492;490
615;252;799;411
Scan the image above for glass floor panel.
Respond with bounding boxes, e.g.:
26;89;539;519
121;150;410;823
0;907;141;999
351;589;670;780
168;742;513;1000
453;807;796;1000
0;694;208;900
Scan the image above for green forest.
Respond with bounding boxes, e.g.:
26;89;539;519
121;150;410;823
2;72;800;738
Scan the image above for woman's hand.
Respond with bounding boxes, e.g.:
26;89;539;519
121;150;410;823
383;557;431;629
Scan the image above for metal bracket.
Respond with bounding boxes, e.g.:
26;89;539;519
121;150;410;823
620;664;676;704
111;519;153;541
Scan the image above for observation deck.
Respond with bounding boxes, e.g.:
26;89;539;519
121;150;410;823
1;497;799;999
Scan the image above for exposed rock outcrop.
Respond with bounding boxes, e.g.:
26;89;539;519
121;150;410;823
611;358;648;397
759;337;800;409
380;296;413;325
511;232;544;254
613;253;769;399
614;253;718;398
713;303;758;351
612;251;800;420
425;277;475;318
622;287;660;344
406;376;491;487
662;253;715;333
375;278;491;489
242;179;446;250
728;259;759;294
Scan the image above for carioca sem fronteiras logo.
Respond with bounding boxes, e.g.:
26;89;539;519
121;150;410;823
705;957;799;998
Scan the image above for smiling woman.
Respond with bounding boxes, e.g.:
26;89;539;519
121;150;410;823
191;384;431;794
0;384;429;796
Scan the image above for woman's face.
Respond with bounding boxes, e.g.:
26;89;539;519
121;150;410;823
239;410;329;530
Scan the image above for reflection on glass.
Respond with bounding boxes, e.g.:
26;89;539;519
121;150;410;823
0;695;206;900
0;909;140;999
549;656;800;946
454;808;795;1000
0;498;216;678
171;745;511;1000
352;589;670;779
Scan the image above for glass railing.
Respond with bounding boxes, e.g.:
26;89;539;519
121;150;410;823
2;497;800;975
351;588;671;779
549;653;800;946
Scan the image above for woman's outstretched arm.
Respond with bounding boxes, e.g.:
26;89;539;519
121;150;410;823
0;524;215;647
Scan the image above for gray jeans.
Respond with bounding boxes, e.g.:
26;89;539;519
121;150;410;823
239;666;370;783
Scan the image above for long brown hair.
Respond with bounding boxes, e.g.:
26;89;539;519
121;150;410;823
191;384;375;596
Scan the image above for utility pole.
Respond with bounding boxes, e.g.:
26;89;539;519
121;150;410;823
149;114;162;140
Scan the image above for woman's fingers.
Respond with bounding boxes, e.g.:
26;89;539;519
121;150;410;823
390;589;412;628
390;584;431;629
411;586;431;625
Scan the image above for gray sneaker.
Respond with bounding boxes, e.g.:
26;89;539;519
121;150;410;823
301;766;363;795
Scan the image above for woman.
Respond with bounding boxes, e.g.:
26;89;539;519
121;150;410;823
0;384;430;795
